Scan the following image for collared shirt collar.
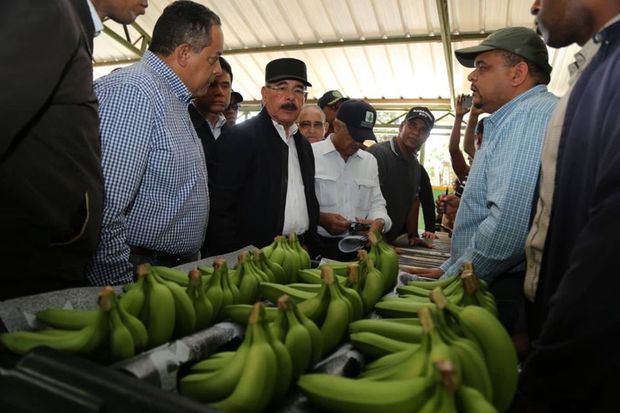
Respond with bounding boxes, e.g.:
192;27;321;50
143;51;194;104
485;84;548;136
87;0;104;37
389;135;416;160
210;113;227;129
272;119;299;143
570;14;620;81
319;134;363;159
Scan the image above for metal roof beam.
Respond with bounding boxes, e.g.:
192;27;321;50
235;98;451;112
102;25;142;58
94;31;491;67
435;0;457;110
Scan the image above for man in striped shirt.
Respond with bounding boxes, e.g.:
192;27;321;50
87;1;224;285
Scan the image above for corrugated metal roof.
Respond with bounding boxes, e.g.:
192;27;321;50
93;0;581;107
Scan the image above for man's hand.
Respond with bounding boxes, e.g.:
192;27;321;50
421;231;436;240
455;94;470;117
319;212;351;235
408;234;434;248
402;267;444;279
436;194;460;221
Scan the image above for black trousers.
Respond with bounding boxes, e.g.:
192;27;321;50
488;270;527;335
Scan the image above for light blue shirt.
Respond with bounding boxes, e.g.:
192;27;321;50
87;51;209;285
440;85;558;282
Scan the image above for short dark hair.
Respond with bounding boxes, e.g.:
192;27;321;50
498;50;550;85
149;1;221;56
220;57;232;83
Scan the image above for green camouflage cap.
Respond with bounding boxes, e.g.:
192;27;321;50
454;27;552;75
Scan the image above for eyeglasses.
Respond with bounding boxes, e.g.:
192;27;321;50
266;84;307;98
299;121;325;129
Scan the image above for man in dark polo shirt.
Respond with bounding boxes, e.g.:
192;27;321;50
367;107;434;244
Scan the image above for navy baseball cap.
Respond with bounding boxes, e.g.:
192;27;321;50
405;107;435;129
336;99;377;142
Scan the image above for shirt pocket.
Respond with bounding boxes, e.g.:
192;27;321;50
315;174;339;207
354;178;375;214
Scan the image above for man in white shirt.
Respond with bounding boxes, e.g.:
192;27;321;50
313;99;391;260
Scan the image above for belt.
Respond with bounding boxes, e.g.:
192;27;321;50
129;246;198;267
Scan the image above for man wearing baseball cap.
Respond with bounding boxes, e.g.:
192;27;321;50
407;27;558;341
367;106;435;245
208;57;320;255
312;99;391;260
318;90;349;138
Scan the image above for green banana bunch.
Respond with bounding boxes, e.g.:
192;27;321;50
258;282;316;304
298;372;435;413
118;267;147;316
356;249;385;312
187;269;214;330
368;230;399;293
319;267;353;355
268;235;300;283
151;270;197;337
255;249;286;284
288;232;311;269
180;303;289;411
251;249;275;283
209;304;279;412
232;251;262;304
296;276;331;323
141;269;176;348
460;265;499;317
424;296;492;401
223;304;279;324
432;287;516;413
0;287;113;356
269;295;319;379
205;259;235;321
108;293;136;361
260;236;278;258
335;268;364;321
248;250;273;283
115;290;148;354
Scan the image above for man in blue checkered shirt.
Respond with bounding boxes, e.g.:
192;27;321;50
86;1;224;285
407;27;558;335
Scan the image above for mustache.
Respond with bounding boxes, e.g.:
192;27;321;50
280;103;298;111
